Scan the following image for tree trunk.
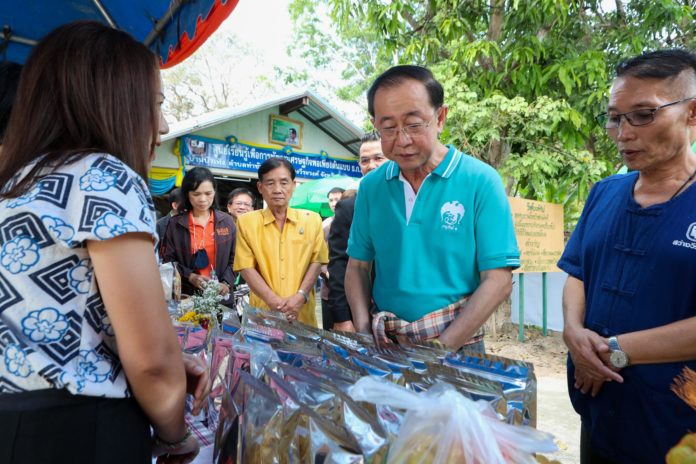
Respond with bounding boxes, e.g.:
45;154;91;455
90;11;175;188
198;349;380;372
487;0;504;43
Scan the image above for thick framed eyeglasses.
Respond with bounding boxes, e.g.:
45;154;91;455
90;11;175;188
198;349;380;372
596;97;696;129
376;112;439;141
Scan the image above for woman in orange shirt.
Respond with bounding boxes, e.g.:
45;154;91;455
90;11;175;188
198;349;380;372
163;167;236;297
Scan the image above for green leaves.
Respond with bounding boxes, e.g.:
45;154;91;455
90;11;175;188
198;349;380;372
288;0;696;228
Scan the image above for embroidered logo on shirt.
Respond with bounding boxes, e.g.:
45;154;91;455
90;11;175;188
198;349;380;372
672;222;696;250
687;222;696;242
440;201;465;231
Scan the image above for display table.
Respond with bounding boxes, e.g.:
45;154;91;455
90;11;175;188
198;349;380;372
168;308;559;463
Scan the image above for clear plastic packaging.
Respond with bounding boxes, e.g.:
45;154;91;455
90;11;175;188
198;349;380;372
350;376;557;464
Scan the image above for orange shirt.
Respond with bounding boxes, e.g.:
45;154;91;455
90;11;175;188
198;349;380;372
188;211;216;278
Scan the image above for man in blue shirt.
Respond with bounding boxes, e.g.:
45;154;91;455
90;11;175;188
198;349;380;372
345;65;519;351
559;49;696;463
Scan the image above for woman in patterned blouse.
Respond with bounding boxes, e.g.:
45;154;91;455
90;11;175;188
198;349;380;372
0;21;204;463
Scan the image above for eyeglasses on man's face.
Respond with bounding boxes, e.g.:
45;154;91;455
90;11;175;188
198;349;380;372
596;97;696;129
376;112;439;141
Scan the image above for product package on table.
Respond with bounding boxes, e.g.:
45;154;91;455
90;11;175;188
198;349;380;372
188;307;558;463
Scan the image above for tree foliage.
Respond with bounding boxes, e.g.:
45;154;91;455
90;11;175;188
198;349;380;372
288;0;696;228
162;31;277;121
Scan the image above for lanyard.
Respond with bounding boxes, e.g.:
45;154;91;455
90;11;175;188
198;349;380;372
190;211;212;251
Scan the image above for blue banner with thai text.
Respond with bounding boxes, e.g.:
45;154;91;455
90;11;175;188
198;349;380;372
179;134;361;179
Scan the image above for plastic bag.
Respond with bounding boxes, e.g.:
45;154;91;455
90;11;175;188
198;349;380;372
443;352;537;426
159;261;182;302
349;376;557;464
276;363;389;460
159;262;175;302
264;368;365;463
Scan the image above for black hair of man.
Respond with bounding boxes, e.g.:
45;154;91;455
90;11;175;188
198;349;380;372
168;187;182;211
366;65;444;118
289;128;297;135
616;49;696;101
0;61;22;143
227;187;255;204
180;167;217;212
258;157;296;181
327;187;345;198
616;49;696;80
360;131;381;144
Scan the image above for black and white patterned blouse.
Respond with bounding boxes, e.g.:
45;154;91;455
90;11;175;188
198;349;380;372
0;153;156;397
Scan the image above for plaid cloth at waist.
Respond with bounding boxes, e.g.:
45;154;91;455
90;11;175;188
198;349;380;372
372;295;484;347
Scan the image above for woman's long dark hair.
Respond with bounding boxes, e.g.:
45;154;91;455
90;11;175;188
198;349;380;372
0;21;160;197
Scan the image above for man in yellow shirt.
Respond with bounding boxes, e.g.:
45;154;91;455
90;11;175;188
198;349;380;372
234;158;328;326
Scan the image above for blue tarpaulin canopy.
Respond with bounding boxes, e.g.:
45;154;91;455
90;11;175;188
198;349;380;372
0;0;239;68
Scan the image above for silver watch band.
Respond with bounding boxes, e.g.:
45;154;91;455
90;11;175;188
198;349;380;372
607;336;622;352
297;289;309;303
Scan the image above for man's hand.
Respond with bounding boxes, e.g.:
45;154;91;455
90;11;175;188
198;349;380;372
438;333;458;351
564;325;623;396
597;340;623;373
278;293;304;321
355;320;371;334
182;353;211;416
435;336;455;351
345;258;373;334
264;294;284;311
333;320;355;332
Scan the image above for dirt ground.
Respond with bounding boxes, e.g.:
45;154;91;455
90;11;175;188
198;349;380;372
486;325;581;464
485;324;568;377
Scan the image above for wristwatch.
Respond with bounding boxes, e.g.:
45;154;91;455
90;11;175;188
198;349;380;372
297;289;309;304
607;336;630;369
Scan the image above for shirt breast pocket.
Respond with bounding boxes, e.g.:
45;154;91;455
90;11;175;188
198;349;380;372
291;239;312;253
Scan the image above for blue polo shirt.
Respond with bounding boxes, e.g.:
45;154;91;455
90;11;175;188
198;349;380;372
558;172;696;463
347;145;520;321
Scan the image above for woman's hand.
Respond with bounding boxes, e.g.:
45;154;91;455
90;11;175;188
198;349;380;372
188;273;209;290
217;282;230;297
182;353;211;416
88;234;189;456
153;432;200;464
153;355;209;463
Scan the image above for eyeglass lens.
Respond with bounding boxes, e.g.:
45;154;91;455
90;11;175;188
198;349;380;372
599;97;696;129
602;110;654;128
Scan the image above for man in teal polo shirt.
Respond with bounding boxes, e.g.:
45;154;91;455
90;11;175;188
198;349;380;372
345;65;520;351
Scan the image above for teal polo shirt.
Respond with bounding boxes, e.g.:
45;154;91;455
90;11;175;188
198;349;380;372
347;145;520;321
